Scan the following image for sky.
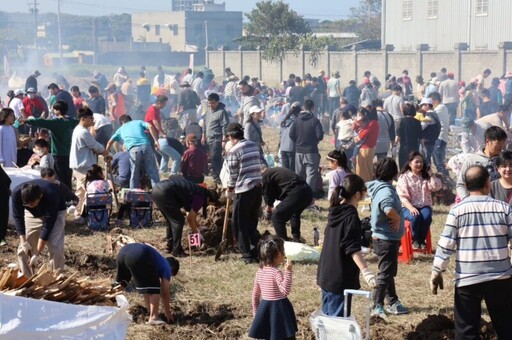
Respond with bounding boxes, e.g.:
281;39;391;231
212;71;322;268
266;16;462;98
17;0;360;21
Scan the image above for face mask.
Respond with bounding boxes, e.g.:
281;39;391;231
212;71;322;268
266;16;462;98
34;150;44;157
28;93;35;99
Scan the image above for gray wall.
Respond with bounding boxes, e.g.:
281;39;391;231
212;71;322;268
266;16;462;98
207;45;512;86
384;0;512;51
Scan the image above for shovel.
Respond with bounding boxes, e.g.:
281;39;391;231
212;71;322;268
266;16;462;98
215;197;231;261
106;158;120;210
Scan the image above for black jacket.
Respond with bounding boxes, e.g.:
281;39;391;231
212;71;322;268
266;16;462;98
317;204;362;294
153;176;207;212
289;111;324;154
262;167;308;206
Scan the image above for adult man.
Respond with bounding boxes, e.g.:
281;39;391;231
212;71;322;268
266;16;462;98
374;99;396;161
262;167;313;242
152;66;172;89
383;85;404;126
177;81;201;127
91;112;113;148
428;92;450;177
115;243;179;325
475;68;491;92
181;68;193;85
418;97;441;166
342;80;361;109
93;70;108;93
24;101;78;189
113;66;129;88
289;76;306;106
48;83;76;118
476;104;510;134
23;87;47;119
192;72;204;98
25;70;40;93
69;107;108;223
0;166;11;246
225;122;264;263
169;73;181;112
87;85;106;114
153;176;218;256
289;99;324;206
202;92;229;183
438;72;459;125
460;119;486;154
327;71;342;120
456;126;507;200
477;89;500;119
238;80;260;123
106;115;160;189
9;89;25;120
431;165;512;339
12;180;66;276
316;70;328;114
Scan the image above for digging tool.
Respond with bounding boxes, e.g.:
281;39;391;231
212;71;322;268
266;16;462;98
106;158;120;209
215;197;231;261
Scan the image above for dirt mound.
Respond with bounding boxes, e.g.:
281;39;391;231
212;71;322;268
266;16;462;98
406;314;496;340
64;249;116;276
128;304;148;323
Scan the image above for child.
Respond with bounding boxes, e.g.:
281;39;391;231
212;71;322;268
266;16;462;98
326;149;350;200
85;164;110;194
180;134;208;183
28;138;54;170
317;174;377;316
249;235;297;340
41;167;78;209
0;108;17;167
335;109;354;151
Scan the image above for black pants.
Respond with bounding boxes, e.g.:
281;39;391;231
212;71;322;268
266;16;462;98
398;144;419;170
454;277;512;340
208;139;223;182
54;155;72;189
272;184;312;239
373;239;400;307
0;187;9;240
153;186;185;255
232;185;262;260
280;151;295;172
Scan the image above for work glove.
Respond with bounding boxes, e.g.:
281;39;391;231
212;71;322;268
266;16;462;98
225;190;235;201
66;205;76;215
430;271;444;295
263;209;272;221
18;242;32;256
362;268;377;289
29;254;41;269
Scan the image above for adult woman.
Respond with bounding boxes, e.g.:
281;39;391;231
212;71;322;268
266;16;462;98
395;103;423;169
490;151;512;205
317;174;376;316
279;102;301;171
397;152;442;249
0;108;17;167
460;82;477;121
354;107;379;182
244;106;265;148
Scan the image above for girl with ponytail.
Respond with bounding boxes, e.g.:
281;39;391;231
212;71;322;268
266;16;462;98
317;174;377;316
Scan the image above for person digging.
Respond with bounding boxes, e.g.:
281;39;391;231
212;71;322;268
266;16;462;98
115;243;180;325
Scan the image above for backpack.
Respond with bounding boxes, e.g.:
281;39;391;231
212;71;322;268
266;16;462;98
125;190;153;228
86;193;112;231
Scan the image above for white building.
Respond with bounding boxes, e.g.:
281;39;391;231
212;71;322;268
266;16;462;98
382;0;512;51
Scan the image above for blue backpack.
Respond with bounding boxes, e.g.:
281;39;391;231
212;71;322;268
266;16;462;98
86;193;112;231
125;191;153;228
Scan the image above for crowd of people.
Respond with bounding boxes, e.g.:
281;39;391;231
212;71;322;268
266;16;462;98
1;64;512;338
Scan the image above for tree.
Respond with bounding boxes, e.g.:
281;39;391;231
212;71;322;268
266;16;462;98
241;0;311;62
349;0;382;40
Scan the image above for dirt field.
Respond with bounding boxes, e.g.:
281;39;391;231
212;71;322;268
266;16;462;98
1;126;498;339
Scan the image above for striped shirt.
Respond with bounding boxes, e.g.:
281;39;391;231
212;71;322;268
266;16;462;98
252;266;292;316
433;195;512;287
226;139;263;193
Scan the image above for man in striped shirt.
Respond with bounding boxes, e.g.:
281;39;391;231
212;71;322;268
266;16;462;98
431;165;512;339
225;122;265;264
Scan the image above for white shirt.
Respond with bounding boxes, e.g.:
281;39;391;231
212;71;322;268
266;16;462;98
93;113;111;130
383;94;404;121
9;97;24;119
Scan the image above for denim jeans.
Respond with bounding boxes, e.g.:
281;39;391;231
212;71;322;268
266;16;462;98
445;102;458;125
158;138;181;174
424;143;435;167
403;206;432;244
129;144;160;189
373;239;400;307
433;139;447;176
208;139;223;182
321;289;352;317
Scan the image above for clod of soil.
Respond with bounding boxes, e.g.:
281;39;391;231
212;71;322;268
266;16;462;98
406;314;496;340
64;249;116;276
129;304;148;323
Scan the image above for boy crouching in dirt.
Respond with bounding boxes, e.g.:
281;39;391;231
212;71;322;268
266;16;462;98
115;243;180;325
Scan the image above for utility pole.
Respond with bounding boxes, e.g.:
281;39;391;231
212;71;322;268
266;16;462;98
92;17;97;64
57;0;63;60
204;20;208;67
29;0;39;64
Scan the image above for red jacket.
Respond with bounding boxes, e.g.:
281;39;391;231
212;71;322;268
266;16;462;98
358;120;379;149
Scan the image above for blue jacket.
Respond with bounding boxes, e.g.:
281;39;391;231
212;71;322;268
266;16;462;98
367;180;404;241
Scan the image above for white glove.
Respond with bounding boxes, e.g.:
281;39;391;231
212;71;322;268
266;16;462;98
18;242;32;256
225;189;235;201
29;254;41;268
362;268;377;289
66;205;76;215
430;271;444;295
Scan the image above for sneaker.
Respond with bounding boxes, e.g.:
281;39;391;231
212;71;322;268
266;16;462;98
420;242;427;250
0;239;7;247
412;241;420;249
74;217;86;225
371;304;387;319
386;301;409;315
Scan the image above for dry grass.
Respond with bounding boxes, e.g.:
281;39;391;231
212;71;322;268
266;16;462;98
0;125;496;339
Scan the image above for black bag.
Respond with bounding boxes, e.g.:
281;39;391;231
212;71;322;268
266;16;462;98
360;217;373;248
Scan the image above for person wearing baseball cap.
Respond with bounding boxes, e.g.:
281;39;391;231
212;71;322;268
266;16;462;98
224;122;265;264
418;97;440;165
